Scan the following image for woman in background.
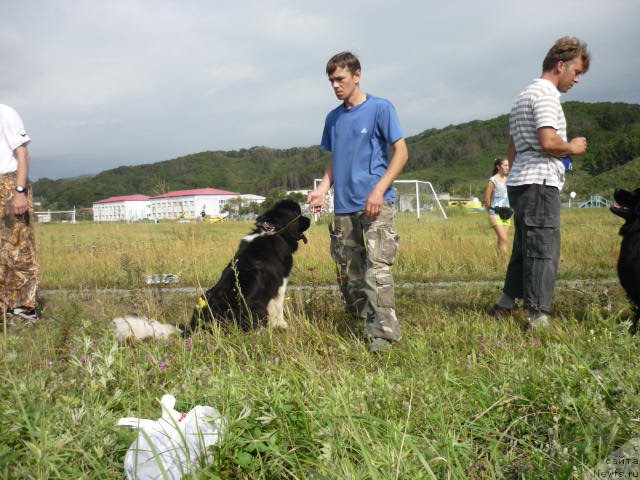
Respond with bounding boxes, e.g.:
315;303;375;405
483;157;511;257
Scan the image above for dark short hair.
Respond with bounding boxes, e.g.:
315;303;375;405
542;36;590;73
326;51;361;76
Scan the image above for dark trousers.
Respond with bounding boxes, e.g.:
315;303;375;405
503;183;560;312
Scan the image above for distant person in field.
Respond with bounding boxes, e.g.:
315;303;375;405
483;157;511;257
0;104;39;323
488;36;590;328
307;51;408;352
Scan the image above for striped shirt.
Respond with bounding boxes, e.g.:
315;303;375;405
507;78;566;189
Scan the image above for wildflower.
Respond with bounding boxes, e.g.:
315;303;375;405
79;356;86;363
466;363;472;369
159;362;168;370
48;360;54;367
184;337;192;348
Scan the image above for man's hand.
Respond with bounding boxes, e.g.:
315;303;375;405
568;137;587;155
538;128;587;157
307;188;327;212
364;188;384;217
11;192;28;216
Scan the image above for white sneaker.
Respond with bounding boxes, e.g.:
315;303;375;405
528;311;550;328
8;308;39;324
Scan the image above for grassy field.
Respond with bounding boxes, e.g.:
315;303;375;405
35;208;619;290
1;208;638;479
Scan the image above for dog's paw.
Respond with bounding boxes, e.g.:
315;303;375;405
268;318;289;329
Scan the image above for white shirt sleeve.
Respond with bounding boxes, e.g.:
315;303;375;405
2;106;31;151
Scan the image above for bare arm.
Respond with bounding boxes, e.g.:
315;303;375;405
483;181;494;213
11;145;29;215
364;137;409;216
538;127;587;157
507;136;516;167
306;162;333;210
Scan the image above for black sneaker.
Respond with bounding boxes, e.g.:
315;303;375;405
8;308;39;323
487;303;513;318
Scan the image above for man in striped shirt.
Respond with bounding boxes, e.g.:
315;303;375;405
489;37;590;328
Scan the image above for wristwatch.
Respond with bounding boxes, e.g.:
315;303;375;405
15;185;27;193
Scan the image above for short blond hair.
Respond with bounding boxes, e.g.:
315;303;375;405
542;36;590;73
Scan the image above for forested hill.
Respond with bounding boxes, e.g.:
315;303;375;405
33;101;640;209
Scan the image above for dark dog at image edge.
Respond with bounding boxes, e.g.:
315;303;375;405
610;188;640;334
185;199;311;333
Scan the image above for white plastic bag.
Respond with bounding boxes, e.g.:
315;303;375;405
118;394;225;480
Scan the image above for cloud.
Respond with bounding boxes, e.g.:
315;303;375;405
1;0;637;180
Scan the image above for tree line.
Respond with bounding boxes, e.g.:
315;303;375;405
32;102;640;209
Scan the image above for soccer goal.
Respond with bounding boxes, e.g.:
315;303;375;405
34;208;77;223
311;179;447;221
393;180;448;220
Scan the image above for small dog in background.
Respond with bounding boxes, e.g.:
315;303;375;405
610;188;640;334
112;316;180;342
185;199;311;334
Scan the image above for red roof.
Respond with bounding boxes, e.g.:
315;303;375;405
94;194;150;204
151;188;238;198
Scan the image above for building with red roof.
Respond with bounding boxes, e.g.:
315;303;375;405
92;188;264;222
92;194;151;222
148;187;239;220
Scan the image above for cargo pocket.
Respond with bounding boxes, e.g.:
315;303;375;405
375;272;395;307
524;184;560;228
525;228;554;259
370;228;399;266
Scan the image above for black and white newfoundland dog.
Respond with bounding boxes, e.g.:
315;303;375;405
610;188;640;334
185;199;310;334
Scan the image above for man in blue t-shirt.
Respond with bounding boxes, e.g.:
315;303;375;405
307;51;408;352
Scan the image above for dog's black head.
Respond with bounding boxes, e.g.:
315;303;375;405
255;199;311;248
611;188;640;234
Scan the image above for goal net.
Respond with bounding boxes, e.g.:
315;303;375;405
393;180;447;221
310;179;447;222
34;209;77;223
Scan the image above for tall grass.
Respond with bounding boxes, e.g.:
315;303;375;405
36;208;619;290
1;208;635;479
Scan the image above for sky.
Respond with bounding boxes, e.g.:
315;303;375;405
2;0;639;180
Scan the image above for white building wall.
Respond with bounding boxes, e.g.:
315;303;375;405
194;194;234;216
93;200;149;222
147;194;237;219
93;191;254;221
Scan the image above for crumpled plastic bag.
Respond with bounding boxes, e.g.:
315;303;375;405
117;394;226;479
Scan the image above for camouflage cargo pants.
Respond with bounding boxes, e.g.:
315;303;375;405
329;201;400;342
0;172;39;312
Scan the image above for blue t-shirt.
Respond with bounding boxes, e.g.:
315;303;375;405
321;94;403;214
